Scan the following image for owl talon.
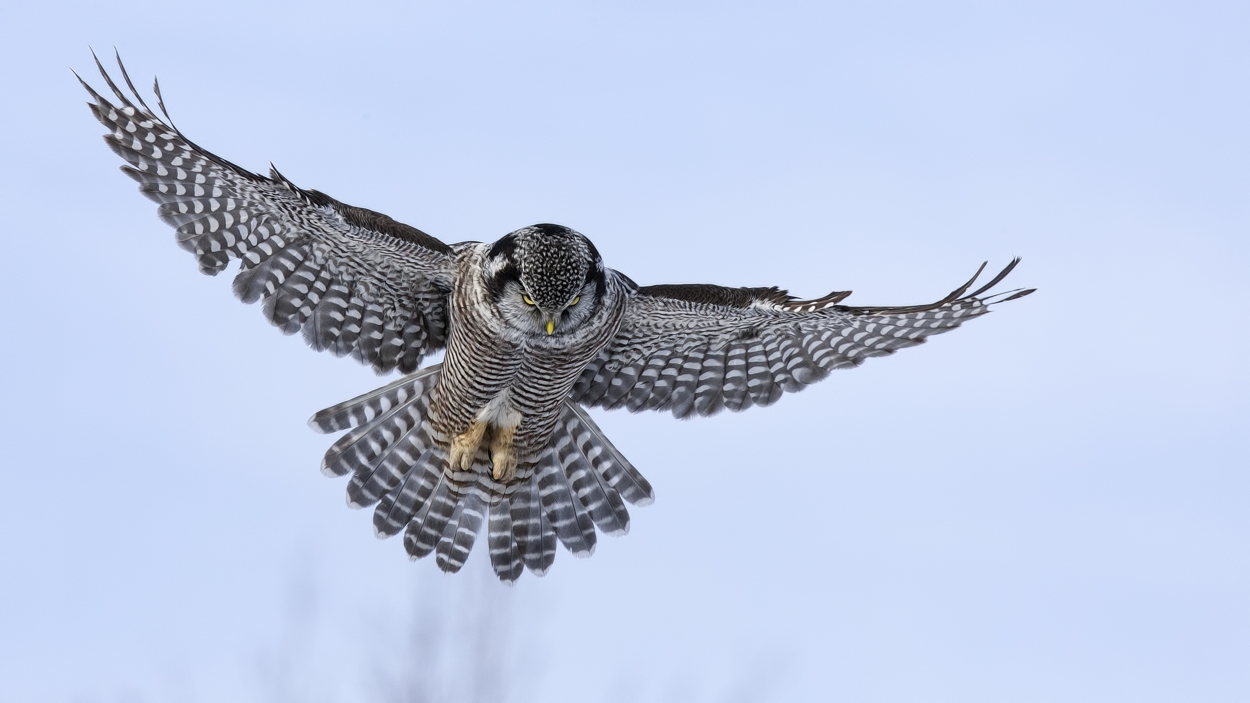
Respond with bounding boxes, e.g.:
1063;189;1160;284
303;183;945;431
491;451;517;482
449;421;487;472
490;424;518;482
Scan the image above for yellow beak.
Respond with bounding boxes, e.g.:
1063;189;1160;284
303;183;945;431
546;319;555;335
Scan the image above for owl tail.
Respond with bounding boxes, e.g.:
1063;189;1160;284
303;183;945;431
309;365;654;583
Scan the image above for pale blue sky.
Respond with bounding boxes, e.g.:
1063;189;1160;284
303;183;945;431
1;1;1247;701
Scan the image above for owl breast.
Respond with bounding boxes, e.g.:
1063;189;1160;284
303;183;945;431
428;244;628;461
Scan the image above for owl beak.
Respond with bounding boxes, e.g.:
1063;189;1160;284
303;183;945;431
545;319;555;335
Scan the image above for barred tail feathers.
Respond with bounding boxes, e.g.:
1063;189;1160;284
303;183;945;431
309;375;652;582
563;403;654;507
309;365;442;435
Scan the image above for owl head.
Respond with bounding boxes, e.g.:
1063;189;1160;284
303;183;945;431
483;224;607;336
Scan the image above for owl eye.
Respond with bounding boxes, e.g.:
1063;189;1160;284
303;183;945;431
568;295;581;306
522;294;536;306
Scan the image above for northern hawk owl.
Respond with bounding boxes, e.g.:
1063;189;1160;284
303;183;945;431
80;54;1033;582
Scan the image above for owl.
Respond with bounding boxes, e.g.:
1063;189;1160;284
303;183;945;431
81;53;1033;582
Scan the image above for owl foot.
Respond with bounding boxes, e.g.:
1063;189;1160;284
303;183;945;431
489;424;518;482
449;421;487;472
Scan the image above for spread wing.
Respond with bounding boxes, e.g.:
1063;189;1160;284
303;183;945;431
80;52;456;374
572;261;1034;417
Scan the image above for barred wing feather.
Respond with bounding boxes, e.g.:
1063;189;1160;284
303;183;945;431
573;261;1034;417
79;52;455;374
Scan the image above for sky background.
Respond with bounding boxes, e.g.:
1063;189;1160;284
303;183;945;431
1;1;1247;701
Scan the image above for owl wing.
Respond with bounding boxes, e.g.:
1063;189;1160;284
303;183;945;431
80;53;456;374
572;261;1034;417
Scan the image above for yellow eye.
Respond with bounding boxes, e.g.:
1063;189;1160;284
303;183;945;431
569;296;580;306
522;294;536;306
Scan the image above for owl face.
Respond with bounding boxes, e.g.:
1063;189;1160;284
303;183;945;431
484;224;607;337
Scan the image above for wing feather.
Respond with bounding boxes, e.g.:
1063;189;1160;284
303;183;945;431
80;52;455;374
721;342;752;412
576;262;1034;416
